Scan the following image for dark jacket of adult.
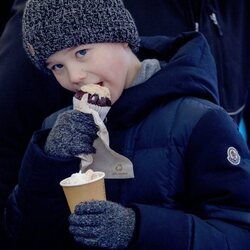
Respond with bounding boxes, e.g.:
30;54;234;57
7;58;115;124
0;0;72;240
125;0;250;124
4;32;250;250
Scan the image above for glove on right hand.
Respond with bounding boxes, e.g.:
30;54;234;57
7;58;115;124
69;200;136;249
44;110;98;158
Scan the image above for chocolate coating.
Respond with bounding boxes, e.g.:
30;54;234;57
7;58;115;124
88;93;111;107
74;91;111;107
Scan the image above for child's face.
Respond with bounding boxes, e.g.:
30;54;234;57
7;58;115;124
46;43;140;104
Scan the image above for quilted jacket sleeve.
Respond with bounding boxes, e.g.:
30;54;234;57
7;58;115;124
4;129;80;247
131;108;250;250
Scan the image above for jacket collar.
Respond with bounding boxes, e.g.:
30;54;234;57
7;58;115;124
107;32;219;129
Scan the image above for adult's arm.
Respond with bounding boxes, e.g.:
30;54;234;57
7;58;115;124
0;0;71;231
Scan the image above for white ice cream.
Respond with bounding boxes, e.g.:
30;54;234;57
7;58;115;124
60;169;104;186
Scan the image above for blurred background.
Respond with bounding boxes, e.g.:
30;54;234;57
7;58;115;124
0;0;15;35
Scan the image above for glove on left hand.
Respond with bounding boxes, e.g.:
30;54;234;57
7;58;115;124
69;200;136;249
44;110;98;158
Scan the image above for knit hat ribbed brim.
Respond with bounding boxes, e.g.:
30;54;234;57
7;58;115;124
22;0;140;73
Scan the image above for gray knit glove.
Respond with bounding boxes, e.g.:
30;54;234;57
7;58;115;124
69;200;136;249
44;110;98;158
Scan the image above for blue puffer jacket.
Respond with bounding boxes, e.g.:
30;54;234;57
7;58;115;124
4;32;250;250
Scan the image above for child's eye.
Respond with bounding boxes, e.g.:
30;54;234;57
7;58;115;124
76;49;87;57
51;64;63;71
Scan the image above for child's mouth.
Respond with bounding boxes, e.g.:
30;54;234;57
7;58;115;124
74;90;84;100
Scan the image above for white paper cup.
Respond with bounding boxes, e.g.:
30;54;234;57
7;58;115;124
60;171;106;213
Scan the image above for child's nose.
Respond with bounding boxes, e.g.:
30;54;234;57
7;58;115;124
68;67;87;85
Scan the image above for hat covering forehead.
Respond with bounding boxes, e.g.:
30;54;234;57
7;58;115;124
22;0;140;73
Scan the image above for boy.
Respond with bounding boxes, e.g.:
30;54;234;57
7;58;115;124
4;0;250;249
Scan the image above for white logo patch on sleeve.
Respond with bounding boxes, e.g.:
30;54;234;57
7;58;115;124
227;147;241;165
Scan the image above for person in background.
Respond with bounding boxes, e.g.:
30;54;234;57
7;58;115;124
124;0;250;140
0;0;15;35
3;0;250;249
0;0;72;245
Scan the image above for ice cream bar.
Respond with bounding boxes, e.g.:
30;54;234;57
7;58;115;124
73;84;111;120
75;84;111;107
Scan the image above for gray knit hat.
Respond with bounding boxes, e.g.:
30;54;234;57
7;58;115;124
22;0;140;73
